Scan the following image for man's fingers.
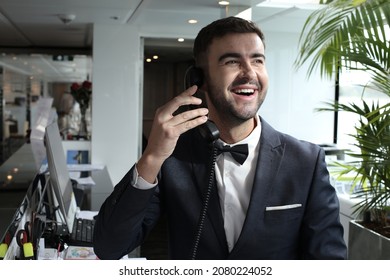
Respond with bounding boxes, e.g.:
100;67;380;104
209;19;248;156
178;115;209;134
171;107;209;127
159;86;202;120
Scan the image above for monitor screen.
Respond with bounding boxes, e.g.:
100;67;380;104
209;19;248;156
44;121;77;233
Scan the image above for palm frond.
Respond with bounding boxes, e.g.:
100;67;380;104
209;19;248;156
318;99;390;218
295;0;390;86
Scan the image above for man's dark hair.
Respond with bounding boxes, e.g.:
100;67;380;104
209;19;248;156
193;16;265;66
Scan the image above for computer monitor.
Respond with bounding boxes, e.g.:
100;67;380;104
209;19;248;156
44;121;77;233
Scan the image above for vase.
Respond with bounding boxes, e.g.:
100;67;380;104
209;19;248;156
78;107;89;139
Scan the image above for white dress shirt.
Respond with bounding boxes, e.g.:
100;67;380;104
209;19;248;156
214;116;261;252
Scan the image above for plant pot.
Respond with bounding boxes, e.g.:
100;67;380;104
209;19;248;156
348;220;390;259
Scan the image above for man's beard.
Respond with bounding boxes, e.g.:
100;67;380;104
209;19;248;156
206;82;266;125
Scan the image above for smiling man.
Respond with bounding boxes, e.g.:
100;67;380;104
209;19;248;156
93;16;347;260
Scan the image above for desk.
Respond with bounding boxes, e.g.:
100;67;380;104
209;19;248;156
89;167;113;211
321;145;349;160
71;166;113;211
0;143;114;260
0;144;36;244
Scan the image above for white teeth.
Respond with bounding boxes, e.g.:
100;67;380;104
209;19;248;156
234;89;254;94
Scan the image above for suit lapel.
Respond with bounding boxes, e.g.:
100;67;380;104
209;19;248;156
229;118;285;257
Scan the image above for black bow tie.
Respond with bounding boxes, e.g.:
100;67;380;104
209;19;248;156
215;142;249;165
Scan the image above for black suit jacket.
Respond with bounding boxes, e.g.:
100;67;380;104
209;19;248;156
93;118;347;260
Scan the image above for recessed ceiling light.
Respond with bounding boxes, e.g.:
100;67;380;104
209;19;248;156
178;38;185;42
153;55;159;59
146;58;152;62
219;1;230;5
188;19;197;24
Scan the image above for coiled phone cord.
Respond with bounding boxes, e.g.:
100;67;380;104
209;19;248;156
190;144;218;260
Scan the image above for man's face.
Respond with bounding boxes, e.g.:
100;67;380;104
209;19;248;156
203;33;268;125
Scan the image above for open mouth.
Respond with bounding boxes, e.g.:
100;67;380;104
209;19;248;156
232;88;256;96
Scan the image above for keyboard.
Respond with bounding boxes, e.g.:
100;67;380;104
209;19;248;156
70;218;95;246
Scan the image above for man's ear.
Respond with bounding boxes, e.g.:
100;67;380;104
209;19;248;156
184;66;204;89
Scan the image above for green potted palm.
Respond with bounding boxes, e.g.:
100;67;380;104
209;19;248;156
294;0;390;259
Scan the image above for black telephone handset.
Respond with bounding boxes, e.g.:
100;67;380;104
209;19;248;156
184;66;220;143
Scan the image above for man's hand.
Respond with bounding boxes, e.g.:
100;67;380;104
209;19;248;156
136;85;209;183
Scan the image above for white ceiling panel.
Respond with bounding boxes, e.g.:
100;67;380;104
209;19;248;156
0;0;322;82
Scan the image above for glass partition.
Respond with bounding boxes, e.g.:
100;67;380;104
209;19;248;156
0;53;92;164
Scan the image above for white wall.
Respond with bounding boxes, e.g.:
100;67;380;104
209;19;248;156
259;31;335;144
91;24;143;185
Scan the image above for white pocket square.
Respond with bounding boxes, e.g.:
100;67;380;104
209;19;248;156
265;204;302;211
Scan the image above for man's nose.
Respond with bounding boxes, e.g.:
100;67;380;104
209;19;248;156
240;61;256;80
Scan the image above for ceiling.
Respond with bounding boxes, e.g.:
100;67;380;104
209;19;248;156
0;0;322;83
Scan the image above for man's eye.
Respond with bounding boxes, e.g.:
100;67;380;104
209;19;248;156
226;60;238;65
254;59;264;64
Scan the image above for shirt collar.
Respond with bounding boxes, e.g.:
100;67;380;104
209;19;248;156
218;115;261;154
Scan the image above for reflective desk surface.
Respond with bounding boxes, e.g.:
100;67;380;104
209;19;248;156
0;143;37;244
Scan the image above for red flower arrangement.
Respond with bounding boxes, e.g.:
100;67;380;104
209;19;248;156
70;80;92;114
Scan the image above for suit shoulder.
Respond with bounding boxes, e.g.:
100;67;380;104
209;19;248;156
264;122;322;158
261;118;320;149
281;132;320;150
